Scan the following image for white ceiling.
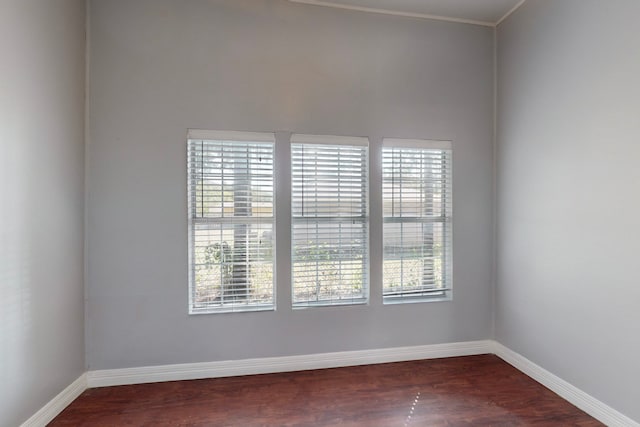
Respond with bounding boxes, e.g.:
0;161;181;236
288;0;525;26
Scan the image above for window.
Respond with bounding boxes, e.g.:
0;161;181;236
291;134;369;307
187;130;275;313
382;139;452;303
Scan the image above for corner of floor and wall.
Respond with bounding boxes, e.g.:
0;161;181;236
3;1;639;427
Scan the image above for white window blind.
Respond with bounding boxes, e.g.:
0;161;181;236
187;130;275;313
291;134;369;307
382;139;452;303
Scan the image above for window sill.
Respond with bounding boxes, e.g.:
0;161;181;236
292;298;368;309
383;294;451;305
189;304;275;315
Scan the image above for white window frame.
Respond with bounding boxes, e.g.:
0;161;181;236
382;138;453;304
187;129;276;314
290;134;370;308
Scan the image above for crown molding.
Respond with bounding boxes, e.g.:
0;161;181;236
288;0;495;27
496;0;527;26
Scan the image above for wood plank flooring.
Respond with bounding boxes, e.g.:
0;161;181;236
49;355;602;426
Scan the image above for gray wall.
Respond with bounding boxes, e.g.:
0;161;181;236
87;0;494;369
496;0;640;422
0;0;86;425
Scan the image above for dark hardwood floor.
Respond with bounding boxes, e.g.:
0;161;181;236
49;355;602;426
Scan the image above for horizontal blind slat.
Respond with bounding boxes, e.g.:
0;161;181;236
188;137;275;312
381;143;452;303
291;138;369;307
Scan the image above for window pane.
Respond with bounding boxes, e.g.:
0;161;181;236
291;137;369;307
192;222;273;309
292;220;367;305
188;135;275;313
382;143;452;303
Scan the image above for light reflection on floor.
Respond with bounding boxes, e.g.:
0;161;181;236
404;391;421;426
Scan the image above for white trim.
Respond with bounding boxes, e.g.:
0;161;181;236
87;340;492;388
496;0;527;26
24;342;639;426
288;0;495;27
383;138;452;150
492;342;639;427
290;133;369;146
187;129;276;143
20;374;87;427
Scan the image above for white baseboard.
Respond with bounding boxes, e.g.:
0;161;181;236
492;342;639;427
87;339;493;388
20;373;87;427
23;341;639;427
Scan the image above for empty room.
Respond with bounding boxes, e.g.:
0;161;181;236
1;0;639;425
